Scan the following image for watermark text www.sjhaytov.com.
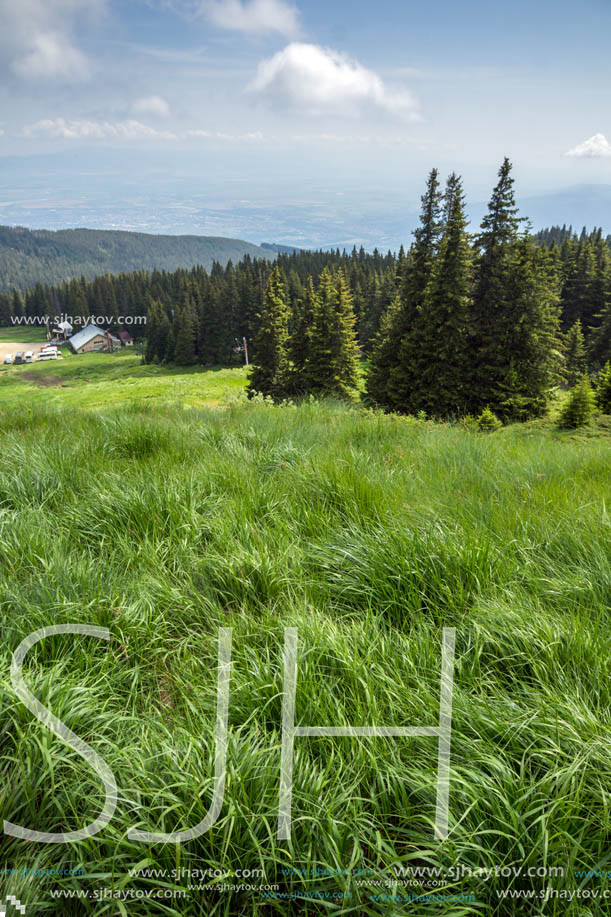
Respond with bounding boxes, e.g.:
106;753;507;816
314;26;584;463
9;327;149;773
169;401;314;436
10;314;146;327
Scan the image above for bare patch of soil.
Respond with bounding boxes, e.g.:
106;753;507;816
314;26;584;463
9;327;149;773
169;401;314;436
21;372;63;387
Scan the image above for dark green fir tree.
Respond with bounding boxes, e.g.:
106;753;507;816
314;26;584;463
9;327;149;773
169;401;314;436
370;168;442;411
467;157;523;417
174;305;196;365
305;268;360;400
564;319;588;386
248;265;291;400
290;276;316;393
416;173;471;417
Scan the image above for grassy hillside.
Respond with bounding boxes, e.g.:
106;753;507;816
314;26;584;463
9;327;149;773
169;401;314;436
0;225;269;292
0;368;610;915
0;324;47;343
0;350;247;408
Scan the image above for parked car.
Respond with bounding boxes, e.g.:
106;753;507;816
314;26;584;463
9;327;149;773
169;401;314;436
24;351;34;363
14;352;25;365
3;353;12;365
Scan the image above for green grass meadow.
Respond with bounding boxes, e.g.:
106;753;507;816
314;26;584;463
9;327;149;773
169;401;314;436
0;359;610;915
0;325;47;343
0;349;247;409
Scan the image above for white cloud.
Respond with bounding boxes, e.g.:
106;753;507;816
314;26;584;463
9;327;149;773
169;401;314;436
565;133;611;158
249;43;419;119
203;0;299;36
22;119;265;143
0;0;102;81
186;129;264;141
132;96;171;118
12;32;90;80
24;118;177;140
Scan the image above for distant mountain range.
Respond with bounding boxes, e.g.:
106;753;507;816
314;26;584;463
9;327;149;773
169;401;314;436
0;226;272;292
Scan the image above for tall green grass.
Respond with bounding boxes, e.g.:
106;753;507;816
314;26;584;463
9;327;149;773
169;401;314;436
0;396;610;915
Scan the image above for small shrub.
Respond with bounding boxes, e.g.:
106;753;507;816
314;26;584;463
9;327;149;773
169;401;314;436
558;375;597;428
477;407;502;432
459;414;479;432
595;362;611;414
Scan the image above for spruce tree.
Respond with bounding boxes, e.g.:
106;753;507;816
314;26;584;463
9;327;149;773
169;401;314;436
305;268;360;400
564;320;588;386
467;158;525;417
155;306;171;362
416;173;471;417
174;305;196;365
248;265;291;400
590;297;611;366
595;361;611;413
366;294;403;406
290;276;316;392
164;323;175;363
144;300;159;364
333;271;361;399
558;375;597;428
372;169;442;411
13;290;25;319
501;237;563;419
0;291;13;325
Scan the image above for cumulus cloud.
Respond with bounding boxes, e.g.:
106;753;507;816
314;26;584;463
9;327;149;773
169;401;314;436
24;118;177;140
132;96;171;118
12;32;90;81
0;0;101;81
249;43;418;119
565;133;611;158
203;0;299;35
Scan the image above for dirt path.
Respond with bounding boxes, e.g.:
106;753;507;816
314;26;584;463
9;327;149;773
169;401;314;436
0;342;46;361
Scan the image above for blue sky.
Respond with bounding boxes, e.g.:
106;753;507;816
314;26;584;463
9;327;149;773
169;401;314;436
0;0;610;243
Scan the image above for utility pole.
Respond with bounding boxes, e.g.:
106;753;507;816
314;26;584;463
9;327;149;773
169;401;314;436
243;337;249;366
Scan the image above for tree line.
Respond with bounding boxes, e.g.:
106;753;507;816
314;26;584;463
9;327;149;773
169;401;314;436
0;247;401;366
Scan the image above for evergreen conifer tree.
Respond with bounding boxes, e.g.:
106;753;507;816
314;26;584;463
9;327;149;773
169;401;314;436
305;268;360;400
500;237;563;419
595;361;611;413
558;375;597;428
164;323;175;363
290;276;316;392
467;158;530;417
416;173;471;417
590;297;611;366
174;305;196;365
144;300;160;363
366;294;403;407
564;320;588;385
247;265;291;400
371;169;442;411
12;290;25;319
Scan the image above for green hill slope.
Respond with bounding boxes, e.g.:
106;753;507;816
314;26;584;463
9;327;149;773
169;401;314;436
0;225;269;291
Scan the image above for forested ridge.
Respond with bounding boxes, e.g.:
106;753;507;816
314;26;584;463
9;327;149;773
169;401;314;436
0;225;269;292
